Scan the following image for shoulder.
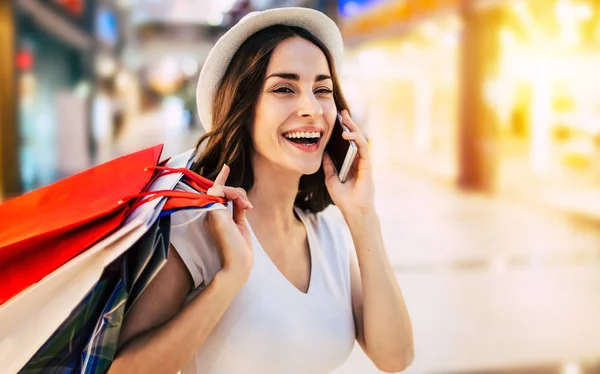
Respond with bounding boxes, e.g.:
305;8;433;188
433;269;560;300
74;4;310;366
299;205;353;253
169;182;224;288
301;204;347;230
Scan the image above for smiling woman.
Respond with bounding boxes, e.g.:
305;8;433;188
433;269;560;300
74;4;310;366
192;24;350;213
109;7;414;374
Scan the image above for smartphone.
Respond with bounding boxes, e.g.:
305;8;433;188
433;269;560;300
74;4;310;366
325;112;358;183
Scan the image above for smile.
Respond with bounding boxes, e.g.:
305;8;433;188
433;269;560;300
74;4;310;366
282;131;323;152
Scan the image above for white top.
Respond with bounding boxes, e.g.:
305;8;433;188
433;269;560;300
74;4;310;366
169;184;356;374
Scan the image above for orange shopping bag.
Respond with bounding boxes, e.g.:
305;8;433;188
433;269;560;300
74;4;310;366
0;145;164;305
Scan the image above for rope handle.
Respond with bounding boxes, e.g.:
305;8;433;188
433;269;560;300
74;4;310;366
119;166;227;211
145;166;214;191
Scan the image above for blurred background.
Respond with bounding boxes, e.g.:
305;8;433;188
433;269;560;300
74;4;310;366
1;0;600;373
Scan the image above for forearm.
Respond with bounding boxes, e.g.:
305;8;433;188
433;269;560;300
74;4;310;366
109;270;242;374
343;208;414;366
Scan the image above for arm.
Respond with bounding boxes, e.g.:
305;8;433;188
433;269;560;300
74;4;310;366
108;246;247;374
323;110;413;372
344;208;414;373
110;164;253;374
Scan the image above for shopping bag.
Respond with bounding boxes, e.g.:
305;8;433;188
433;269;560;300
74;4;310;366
0;148;227;373
20;215;171;374
21;163;228;373
0;145;164;305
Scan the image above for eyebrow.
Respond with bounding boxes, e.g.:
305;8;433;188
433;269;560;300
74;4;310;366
265;73;332;82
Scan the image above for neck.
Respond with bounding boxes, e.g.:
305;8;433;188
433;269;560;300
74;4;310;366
246;154;301;231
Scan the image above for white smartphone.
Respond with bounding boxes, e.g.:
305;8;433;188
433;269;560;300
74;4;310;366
325;112;358;183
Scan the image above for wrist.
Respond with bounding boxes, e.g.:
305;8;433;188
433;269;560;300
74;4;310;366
212;267;250;294
341;206;381;237
340;205;377;221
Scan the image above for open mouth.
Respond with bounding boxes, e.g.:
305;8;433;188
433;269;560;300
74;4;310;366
283;131;323;147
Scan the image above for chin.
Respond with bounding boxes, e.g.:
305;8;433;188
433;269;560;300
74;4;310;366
297;161;323;176
276;154;323;177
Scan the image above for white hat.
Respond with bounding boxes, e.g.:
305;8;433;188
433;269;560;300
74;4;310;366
196;7;344;132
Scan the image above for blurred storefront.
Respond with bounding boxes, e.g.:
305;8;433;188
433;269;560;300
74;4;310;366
16;0;95;193
340;0;462;184
1;0;95;199
493;0;600;217
0;1;18;201
0;0;126;199
92;0;126;165
340;0;600;218
340;0;463;188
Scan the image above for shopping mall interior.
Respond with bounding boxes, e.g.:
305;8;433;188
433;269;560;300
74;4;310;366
1;0;600;373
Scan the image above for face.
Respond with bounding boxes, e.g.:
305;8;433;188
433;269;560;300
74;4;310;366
252;36;337;177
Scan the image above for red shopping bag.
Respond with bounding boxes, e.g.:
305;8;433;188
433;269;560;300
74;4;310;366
0;145;164;305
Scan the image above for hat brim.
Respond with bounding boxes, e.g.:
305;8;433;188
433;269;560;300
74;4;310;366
196;7;344;132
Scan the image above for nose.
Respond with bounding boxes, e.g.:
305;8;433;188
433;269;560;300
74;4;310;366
297;91;323;120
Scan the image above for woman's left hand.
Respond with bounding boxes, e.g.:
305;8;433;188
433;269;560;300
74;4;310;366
323;110;375;214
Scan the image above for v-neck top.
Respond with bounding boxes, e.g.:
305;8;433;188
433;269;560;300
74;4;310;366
169;184;356;374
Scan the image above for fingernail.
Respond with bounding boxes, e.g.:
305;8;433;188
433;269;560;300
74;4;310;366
222;163;227;169
249;203;254;209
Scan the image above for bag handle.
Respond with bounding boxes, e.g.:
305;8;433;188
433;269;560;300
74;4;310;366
120;166;227;212
145;166;214;191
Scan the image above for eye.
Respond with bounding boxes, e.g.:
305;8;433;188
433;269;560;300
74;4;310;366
315;87;333;95
273;87;294;94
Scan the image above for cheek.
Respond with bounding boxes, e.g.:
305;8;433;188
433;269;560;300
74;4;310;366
256;93;280;122
321;96;336;112
252;99;282;149
323;100;337;124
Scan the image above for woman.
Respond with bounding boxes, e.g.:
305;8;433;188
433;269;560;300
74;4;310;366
109;7;413;374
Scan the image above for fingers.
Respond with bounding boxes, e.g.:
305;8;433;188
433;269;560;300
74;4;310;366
206;164;253;225
208;185;252;225
341;131;360;141
340;110;359;132
214;164;229;187
227;188;252;225
340;110;370;162
207;164;229;197
207;165;252;207
227;187;253;209
232;199;247;226
236;187;253;208
217;186;252;209
206;186;224;197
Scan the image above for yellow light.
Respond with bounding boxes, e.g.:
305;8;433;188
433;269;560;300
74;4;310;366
500;27;517;48
440;31;458;47
575;3;593;20
530;60;552;174
556;0;573;23
419;21;438;39
512;0;530;20
555;0;593;22
560;25;580;45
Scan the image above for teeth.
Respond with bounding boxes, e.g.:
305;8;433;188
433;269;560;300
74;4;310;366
285;131;321;139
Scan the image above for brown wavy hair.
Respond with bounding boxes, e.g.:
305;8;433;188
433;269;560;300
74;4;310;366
191;24;350;213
